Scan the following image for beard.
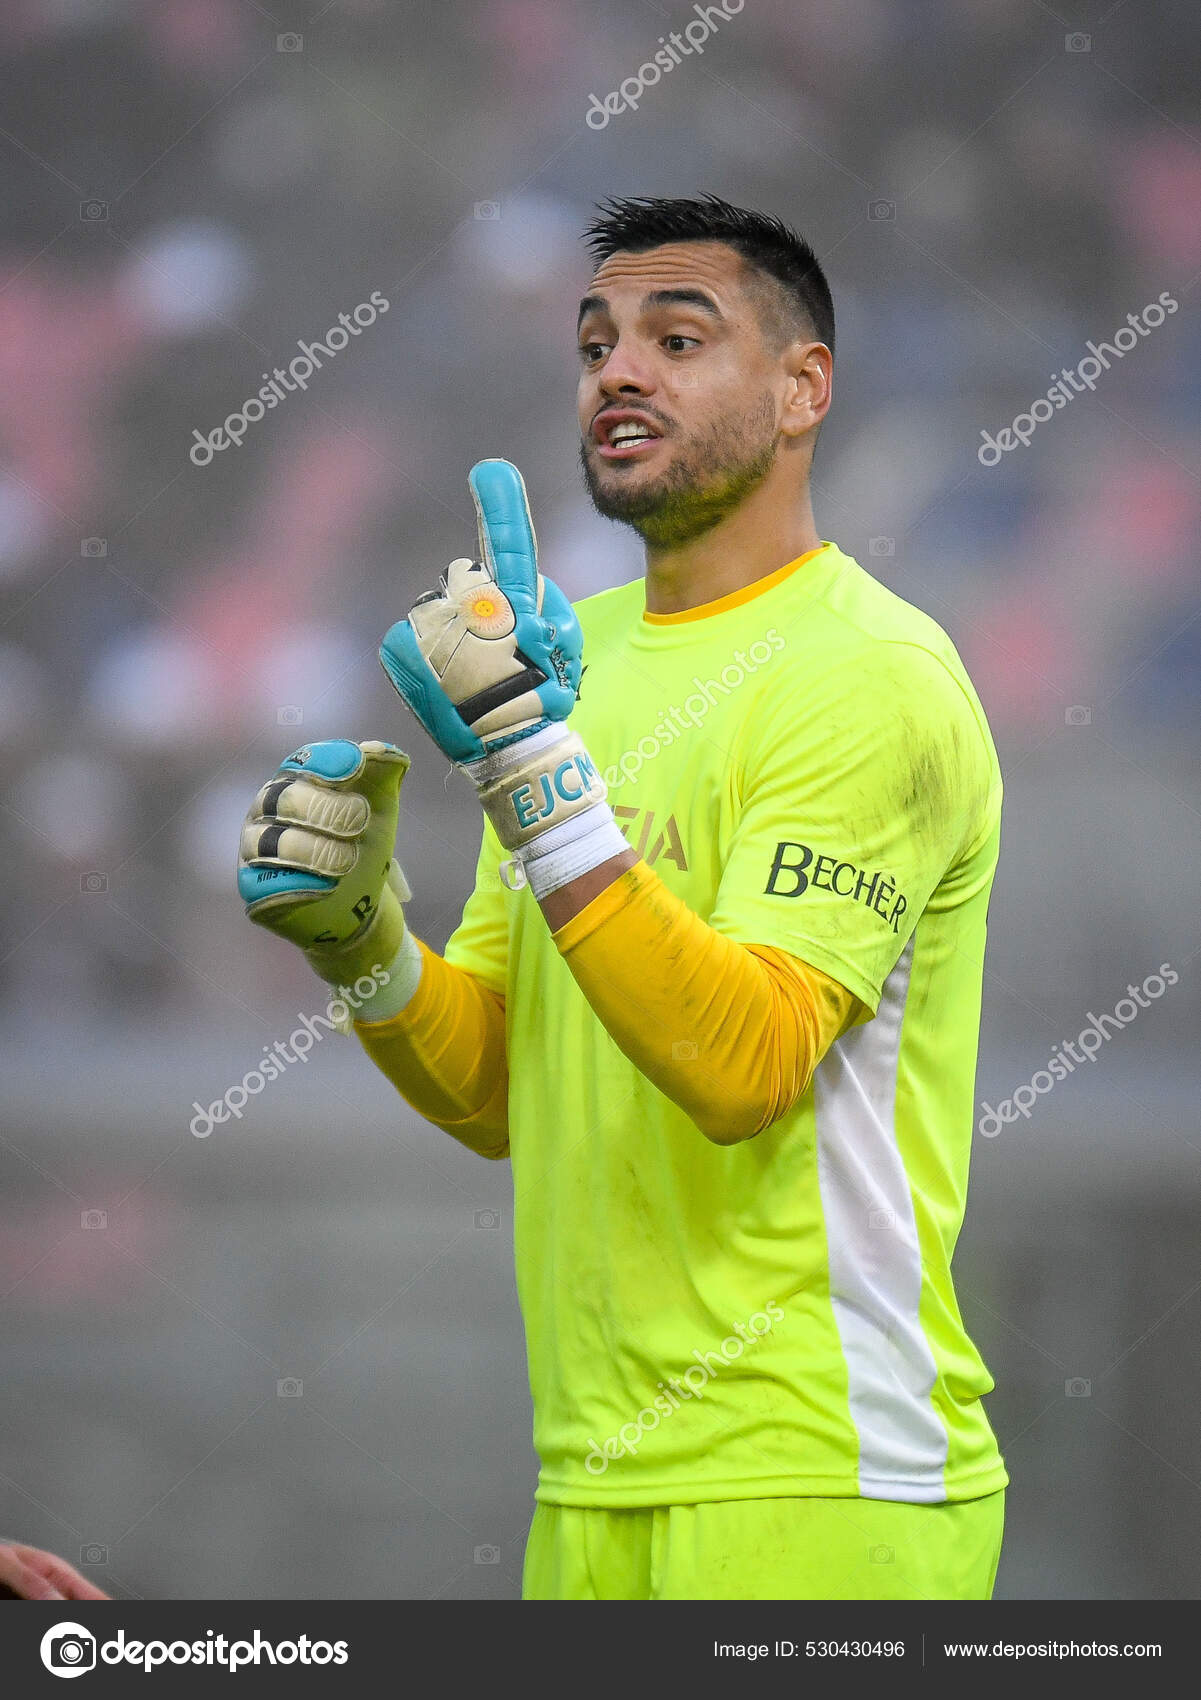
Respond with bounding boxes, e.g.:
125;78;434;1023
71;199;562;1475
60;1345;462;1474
580;391;780;548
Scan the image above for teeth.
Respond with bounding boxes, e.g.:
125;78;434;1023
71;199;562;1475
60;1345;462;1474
609;421;654;443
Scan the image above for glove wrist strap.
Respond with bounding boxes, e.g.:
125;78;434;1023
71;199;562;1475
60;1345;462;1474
463;724;628;901
517;806;630;900
464;724;603;850
344;929;425;1025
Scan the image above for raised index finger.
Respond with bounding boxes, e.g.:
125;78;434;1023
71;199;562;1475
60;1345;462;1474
468;460;539;609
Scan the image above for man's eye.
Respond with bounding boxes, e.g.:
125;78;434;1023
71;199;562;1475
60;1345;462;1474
664;335;700;354
579;342;608;363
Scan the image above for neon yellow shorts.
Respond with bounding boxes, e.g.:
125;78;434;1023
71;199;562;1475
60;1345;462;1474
523;1490;1005;1601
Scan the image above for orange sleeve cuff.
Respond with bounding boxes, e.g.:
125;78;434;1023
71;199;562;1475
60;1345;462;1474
551;860;658;952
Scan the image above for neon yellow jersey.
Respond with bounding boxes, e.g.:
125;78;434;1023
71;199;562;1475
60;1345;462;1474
444;542;1008;1508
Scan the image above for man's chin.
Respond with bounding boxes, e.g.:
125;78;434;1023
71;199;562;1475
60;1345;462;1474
586;480;667;526
581;450;668;522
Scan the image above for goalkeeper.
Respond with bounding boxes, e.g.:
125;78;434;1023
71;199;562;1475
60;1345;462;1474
238;195;1007;1601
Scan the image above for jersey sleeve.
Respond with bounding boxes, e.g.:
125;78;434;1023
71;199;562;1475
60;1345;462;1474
442;818;511;997
709;641;1001;1013
552;863;862;1143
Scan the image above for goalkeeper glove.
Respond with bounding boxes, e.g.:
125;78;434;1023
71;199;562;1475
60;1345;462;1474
237;738;421;1010
379;459;627;898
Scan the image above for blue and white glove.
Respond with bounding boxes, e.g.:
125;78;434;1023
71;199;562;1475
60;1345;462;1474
237;738;423;1018
379;460;627;899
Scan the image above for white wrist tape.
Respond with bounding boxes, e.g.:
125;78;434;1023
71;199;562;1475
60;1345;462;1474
516;805;630;900
345;928;425;1025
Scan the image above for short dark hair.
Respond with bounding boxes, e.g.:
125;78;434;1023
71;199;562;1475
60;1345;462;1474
582;193;835;356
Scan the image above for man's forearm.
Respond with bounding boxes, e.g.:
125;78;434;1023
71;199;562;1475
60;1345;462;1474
355;939;510;1159
537;847;639;932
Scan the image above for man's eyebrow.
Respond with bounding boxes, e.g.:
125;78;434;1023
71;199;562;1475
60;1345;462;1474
577;294;608;331
643;287;725;321
576;287;726;332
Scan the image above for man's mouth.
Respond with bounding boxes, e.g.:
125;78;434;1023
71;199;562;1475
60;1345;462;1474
592;410;666;461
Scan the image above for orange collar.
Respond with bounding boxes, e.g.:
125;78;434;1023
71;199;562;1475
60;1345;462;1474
642;543;832;625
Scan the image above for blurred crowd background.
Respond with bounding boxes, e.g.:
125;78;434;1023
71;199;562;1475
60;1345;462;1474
1;0;1199;1601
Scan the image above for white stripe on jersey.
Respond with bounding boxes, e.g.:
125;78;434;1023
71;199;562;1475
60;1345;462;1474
813;937;949;1501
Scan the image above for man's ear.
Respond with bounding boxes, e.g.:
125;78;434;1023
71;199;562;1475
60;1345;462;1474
779;340;833;440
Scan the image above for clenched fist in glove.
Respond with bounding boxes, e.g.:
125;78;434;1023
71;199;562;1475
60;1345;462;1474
237;738;419;1002
379;459;628;898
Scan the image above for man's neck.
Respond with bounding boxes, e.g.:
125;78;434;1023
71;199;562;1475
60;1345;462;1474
642;479;822;616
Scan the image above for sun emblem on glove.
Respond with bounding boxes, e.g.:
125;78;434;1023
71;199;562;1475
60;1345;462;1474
459;585;515;639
